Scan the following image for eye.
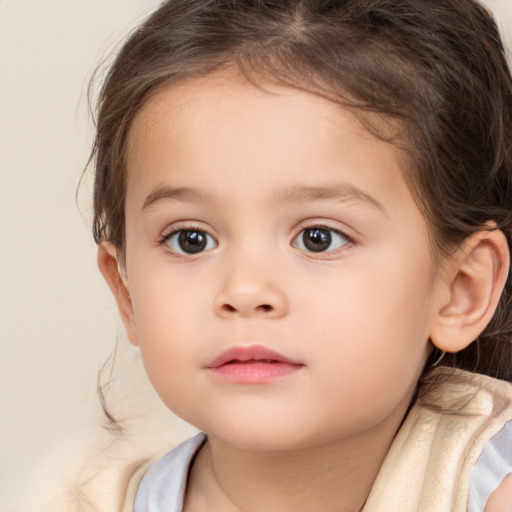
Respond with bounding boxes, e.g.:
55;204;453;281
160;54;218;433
164;229;217;255
293;226;350;253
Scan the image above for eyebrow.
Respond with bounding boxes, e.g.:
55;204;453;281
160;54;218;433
142;186;215;210
142;182;386;214
273;184;387;214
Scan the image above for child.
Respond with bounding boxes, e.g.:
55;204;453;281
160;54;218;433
84;0;512;510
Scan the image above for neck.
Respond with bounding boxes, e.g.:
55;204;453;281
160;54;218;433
185;413;406;512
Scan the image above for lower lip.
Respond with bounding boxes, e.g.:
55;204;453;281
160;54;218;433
209;362;303;384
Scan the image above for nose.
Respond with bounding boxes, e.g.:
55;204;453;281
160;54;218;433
213;259;289;319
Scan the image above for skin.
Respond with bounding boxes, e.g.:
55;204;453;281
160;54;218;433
485;474;512;512
98;72;510;512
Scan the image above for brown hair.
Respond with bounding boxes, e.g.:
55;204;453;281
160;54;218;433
91;0;512;380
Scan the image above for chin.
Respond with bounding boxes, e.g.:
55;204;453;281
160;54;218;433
196;416;332;452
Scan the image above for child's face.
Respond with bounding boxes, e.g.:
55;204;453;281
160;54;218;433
119;73;446;450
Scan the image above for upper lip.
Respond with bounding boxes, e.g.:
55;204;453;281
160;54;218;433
205;345;303;368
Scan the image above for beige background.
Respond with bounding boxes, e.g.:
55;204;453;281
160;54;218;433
1;1;511;511
0;2;162;510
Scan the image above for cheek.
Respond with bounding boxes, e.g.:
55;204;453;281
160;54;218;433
301;243;435;394
128;272;209;395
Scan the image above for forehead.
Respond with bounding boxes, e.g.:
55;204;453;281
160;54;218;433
125;72;417;222
127;73;358;161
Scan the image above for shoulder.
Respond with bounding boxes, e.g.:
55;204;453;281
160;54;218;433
28;431;165;512
26;421;198;512
422;369;512;512
364;368;512;512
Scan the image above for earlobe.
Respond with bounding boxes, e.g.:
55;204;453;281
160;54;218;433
430;228;510;354
97;242;139;346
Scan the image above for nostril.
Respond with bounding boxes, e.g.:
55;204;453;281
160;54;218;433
217;302;277;315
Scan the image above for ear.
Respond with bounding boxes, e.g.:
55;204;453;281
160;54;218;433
97;242;139;346
429;227;510;354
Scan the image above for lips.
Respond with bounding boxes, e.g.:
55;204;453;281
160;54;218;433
206;345;302;368
205;345;304;384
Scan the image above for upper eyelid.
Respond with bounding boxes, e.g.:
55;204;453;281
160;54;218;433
160;222;217;239
293;226;351;243
293;222;354;242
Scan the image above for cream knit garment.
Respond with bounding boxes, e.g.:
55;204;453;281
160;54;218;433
36;368;512;512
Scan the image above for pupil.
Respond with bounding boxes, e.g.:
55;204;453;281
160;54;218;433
178;230;207;253
303;228;331;252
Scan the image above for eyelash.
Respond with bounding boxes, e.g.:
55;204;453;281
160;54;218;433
159;225;217;256
292;224;354;257
158;223;354;257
